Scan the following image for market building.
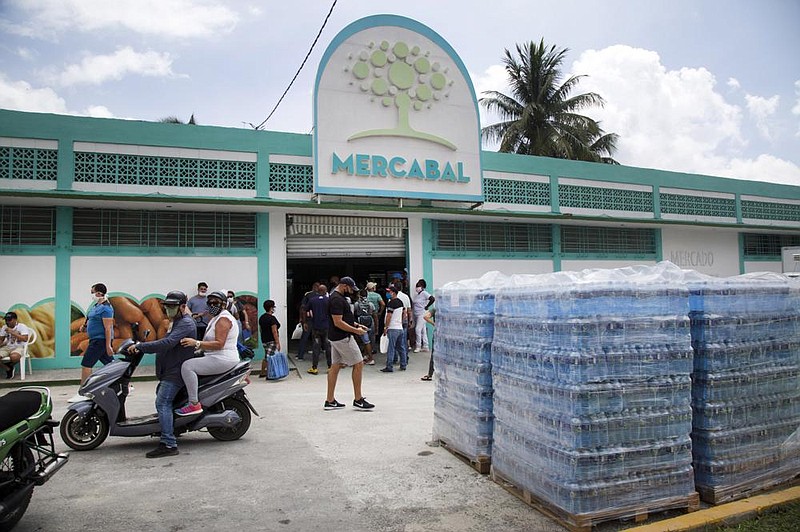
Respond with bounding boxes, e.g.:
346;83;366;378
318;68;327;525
1;14;799;370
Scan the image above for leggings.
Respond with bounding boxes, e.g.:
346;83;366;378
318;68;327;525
181;356;238;404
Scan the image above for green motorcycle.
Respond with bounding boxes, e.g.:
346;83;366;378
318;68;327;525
0;387;68;531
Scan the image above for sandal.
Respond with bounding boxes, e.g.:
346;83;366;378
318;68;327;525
421;375;432;381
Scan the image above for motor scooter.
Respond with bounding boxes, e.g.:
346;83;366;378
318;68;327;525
60;335;258;451
0;386;69;531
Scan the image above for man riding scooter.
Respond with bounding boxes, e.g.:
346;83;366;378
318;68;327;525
127;290;196;458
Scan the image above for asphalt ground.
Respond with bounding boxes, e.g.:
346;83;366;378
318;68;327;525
14;352;556;532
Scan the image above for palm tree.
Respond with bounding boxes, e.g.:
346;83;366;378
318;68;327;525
158;114;197;125
481;40;619;164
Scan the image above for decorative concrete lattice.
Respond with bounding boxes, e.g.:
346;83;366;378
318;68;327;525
269;163;313;193
0;147;58;181
742;200;800;222
74;152;256;190
561;226;657;255
484;178;550;206
434;220;552;253
661;193;736;218
558;184;653;212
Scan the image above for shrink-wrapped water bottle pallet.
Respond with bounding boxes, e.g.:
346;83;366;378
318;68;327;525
696;469;800;505
436;438;491;474
490;467;700;532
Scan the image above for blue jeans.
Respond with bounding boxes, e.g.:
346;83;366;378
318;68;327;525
385;329;406;370
156;380;183;448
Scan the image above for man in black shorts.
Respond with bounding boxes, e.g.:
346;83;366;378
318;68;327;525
324;277;375;410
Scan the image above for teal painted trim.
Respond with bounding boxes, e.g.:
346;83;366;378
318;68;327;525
430;251;553;260
481;151;800;201
255;213;270;361
313;14;484;202
735;194;743;224
655;229;663;261
0;109;312;157
552;224;562;271
56;134;74;190
653;185;661;220
738;233;746;274
549;174;560;214
256;148;270;199
421;219;434;286
55;207;72;368
70;247;258;256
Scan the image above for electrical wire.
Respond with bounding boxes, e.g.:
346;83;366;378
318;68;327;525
248;0;338;130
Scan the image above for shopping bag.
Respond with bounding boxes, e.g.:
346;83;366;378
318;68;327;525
237;341;255;360
291;323;303;340
267;351;290;380
379;334;389;354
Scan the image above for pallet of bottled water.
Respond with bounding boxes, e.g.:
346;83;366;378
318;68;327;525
431;272;508;469
687;272;800;504
490;263;698;528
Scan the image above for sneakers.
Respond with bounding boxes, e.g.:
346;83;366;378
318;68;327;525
146;443;179;459
420;347;429;352
380;367;393;373
175;402;203;416
324;399;345;410
307;367;319;375
5;366;14;379
353;397;375;410
413;348;420;353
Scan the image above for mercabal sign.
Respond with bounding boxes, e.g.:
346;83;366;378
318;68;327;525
313;15;484;201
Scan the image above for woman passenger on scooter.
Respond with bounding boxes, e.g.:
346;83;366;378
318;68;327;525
177;291;240;416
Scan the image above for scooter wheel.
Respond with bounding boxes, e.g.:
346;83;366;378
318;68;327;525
208;397;251;441
60;409;109;451
0;445;34;531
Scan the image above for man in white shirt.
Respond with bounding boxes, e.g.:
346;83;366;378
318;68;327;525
393;282;412;351
0;311;31;379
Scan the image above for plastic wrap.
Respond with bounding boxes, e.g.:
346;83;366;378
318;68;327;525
687;273;800;501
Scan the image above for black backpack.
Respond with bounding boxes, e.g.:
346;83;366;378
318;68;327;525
355;299;373;327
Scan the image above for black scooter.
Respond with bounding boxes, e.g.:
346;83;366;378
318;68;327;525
60;336;258;451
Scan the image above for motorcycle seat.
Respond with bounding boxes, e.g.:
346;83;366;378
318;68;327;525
0;390;42;432
197;361;249;387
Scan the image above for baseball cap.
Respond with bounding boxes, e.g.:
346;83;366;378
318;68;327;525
340;276;358;289
3;312;16;321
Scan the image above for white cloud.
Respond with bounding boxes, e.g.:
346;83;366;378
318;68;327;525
15;47;36;60
792;80;800;137
470;64;509;129
0;74;67;113
46;47;177;86
3;0;239;39
727;77;740;89
744;93;779;139
83;105;115;118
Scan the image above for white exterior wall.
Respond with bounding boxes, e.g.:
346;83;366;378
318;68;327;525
407;217;424;286
269;212;289;350
560;260;658;273
0;256;55;311
661;227;741;277
744;262;783;274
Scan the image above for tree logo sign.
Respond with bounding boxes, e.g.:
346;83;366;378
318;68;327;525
314;15;483;202
346;39;456;150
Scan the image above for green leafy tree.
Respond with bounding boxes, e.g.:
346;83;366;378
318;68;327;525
158;114;197;125
481;40;619;164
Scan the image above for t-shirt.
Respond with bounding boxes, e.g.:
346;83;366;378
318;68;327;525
328;290;356;342
396;291;411;309
366;291;382;312
187;294;208;326
413;289;432;315
87;302;114;340
0;323;32;347
307;294;330;330
259;313;280;344
385;298;405;330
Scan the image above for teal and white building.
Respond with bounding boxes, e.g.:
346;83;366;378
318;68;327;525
1;15;799;369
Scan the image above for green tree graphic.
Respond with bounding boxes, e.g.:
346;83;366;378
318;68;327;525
347;40;456;150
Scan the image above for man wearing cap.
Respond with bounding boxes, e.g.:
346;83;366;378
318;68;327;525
324;277;375;410
0;312;31;379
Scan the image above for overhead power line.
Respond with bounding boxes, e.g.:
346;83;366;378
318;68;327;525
248;0;338;130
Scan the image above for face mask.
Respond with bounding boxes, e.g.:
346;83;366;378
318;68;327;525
199;289;207;295
207;303;222;317
92;293;103;303
227;297;234;303
165;306;180;319
416;287;423;294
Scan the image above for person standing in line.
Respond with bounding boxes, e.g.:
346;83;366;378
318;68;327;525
307;284;331;375
258;299;281;378
420;305;436;381
78;283;115;385
0;311;31;379
177;290;240;416
127;290;196;458
324;277;374;410
354;289;376;365
296;282;318;360
366;281;385;338
393;282;412;360
188;282;209;339
380;285;407;373
227;290;250;343
412;279;435;353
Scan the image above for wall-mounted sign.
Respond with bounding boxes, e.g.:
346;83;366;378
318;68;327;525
314;15;483;201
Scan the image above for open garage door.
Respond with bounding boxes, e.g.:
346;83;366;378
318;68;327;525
286;214;407;258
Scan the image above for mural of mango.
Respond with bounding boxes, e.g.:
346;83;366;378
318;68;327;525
70;296;170;357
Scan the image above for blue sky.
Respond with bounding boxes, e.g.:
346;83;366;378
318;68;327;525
1;0;798;185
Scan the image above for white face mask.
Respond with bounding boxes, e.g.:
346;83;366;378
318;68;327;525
227;297;234;304
415;287;423;294
92;293;104;303
199;289;207;296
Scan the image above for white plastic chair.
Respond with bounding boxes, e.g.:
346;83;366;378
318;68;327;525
20;328;36;380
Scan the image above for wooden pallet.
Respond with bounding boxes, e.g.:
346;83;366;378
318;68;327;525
490;468;700;532
436;439;491;474
697;472;800;505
